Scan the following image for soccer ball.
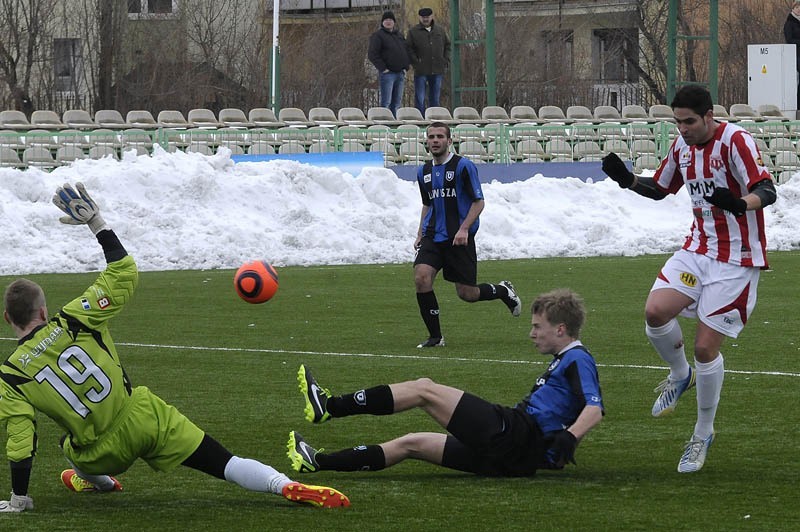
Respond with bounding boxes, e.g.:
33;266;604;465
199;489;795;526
234;260;279;304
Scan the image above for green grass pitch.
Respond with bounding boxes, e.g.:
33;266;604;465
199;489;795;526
1;252;799;531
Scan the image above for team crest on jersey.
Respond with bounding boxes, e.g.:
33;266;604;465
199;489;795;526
445;171;454;182
547;357;561;372
97;297;110;309
423;173;432;183
679;272;697;287
81;298;91;310
709;156;724;171
680;150;692;167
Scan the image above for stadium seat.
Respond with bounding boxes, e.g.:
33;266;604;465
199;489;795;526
0;146;24;168
768;137;794;155
62;109;96;130
278;140;306;154
457;140;489;161
366;107;401;126
539;105;570;123
57;129;92;150
453;106;487;125
566;105;594;123
338;107;373;126
398;140;428;163
486;140;515;163
572;140;603;161
120;128;153;149
0;110;31;130
648;104;675;122
0;129;25;151
248;108;285;128
216;142;245;155
774;150;800;171
634;154;662;172
338;125;367;143
621;105;649;122
87;128;123;148
272;126;307;144
395;124;424;143
126;110;159;129
218;108;254;128
593;105;624;123
24;129;59;149
22;146;57;169
340;140;366;152
778;170;797;184
451;123;484;143
630;139;657;157
713;104;733;121
603;138;631;158
544;138;573;159
55;145;87;164
248;141;276;155
278;107;314;127
308;140;335;153
308;107;343;126
370;139;399;164
304;126;335;144
94;109;127;129
87;145;119;160
188;108;221;128
396;106;428;125
757;104;790;122
482;106;512;124
30;110;65;130
730;103;764;122
509;105;538;123
365;124;394;145
186;143;213;155
515;139;547;161
157;110;190;128
425;106;457;124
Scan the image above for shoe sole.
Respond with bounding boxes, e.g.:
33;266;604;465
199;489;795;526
283;483;350;508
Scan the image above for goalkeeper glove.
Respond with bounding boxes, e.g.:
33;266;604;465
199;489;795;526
0;493;33;512
52;182;108;234
704;187;747;216
550;429;578;466
601;152;636;189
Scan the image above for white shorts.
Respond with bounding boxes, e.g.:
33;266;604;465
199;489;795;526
651;249;760;338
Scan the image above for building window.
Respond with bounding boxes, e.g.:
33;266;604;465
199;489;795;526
541;30;573;79
128;0;177;17
593;29;638;83
54;38;82;93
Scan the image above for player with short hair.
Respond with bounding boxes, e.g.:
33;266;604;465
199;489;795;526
414;121;521;348
0;183;349;512
601;84;777;473
287;289;603;476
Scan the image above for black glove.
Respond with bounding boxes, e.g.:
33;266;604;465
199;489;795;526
601;152;636;189
550;429;577;466
703;188;747;217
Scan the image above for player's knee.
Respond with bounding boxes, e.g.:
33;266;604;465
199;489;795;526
394;433;431;458
644;303;670;327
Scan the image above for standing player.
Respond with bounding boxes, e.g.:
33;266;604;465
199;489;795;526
413;122;521;348
0;183;349;512
288;289;603;477
601;85;776;473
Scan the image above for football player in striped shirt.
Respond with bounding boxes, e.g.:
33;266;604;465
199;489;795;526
601;85;777;473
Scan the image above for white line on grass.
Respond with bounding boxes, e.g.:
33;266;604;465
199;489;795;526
3;337;799;378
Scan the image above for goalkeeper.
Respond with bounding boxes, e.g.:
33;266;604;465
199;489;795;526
288;288;603;476
0;182;349;512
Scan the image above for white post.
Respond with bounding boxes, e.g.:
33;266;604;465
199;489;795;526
271;0;280;113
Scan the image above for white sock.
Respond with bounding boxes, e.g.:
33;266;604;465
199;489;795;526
72;466;117;491
223;456;292;495
694;354;724;439
646;319;690;380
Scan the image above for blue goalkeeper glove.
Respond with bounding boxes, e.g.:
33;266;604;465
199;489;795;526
52;182;108;234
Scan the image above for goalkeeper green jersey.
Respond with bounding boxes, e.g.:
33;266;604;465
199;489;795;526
0;254;138;462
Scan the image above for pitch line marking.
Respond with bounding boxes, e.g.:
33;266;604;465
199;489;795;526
3;337;799;378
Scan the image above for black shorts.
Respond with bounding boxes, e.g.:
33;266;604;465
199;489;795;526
414;235;478;285
441;392;545;477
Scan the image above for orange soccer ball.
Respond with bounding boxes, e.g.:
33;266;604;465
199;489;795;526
234;260;279;304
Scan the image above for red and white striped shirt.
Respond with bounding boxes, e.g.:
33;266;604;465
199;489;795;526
653;122;772;268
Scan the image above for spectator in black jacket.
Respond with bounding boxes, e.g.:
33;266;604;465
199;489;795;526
783;1;800;110
368;11;411;117
408;8;451;115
